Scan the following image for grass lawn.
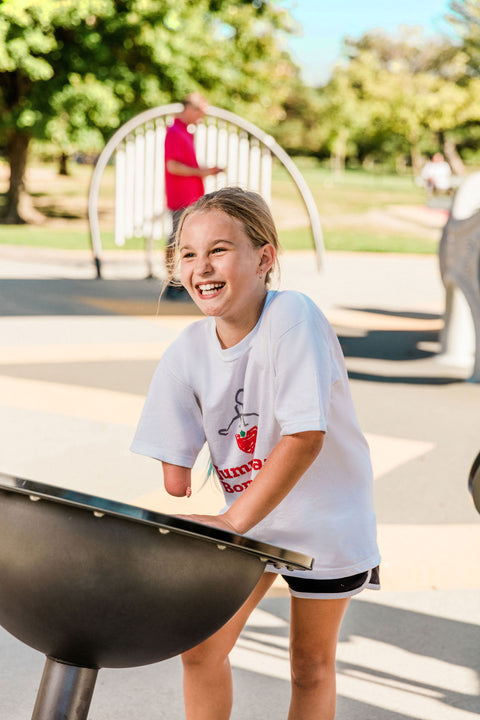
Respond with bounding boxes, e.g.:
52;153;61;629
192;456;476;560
272;159;427;214
0;224;437;256
0;159;441;254
0;225;119;250
279;226;438;254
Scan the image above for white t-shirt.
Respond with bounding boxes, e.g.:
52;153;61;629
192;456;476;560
131;290;380;579
421;160;452;190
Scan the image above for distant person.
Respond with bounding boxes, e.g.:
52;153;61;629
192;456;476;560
421;152;452;195
163;93;223;300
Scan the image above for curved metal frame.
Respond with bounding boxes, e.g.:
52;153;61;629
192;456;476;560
88;104;324;278
468;450;480;514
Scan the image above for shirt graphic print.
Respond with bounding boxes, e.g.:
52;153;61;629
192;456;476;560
219;388;258;454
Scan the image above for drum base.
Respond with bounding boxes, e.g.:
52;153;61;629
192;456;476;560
32;657;98;720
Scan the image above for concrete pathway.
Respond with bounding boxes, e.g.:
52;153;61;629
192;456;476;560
0;246;478;719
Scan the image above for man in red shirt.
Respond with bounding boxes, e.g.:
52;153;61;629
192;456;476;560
164;93;222;300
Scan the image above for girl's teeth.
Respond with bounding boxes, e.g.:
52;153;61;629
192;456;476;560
200;284;223;295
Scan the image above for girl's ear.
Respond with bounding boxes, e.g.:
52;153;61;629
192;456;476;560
259;244;275;274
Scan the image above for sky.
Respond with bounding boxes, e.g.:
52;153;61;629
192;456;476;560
285;0;454;86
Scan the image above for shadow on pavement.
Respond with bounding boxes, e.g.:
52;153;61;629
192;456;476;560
2;595;477;720
346;369;465;385
339;328;437;361
1;279;468;384
347;307;442;321
338;599;479;714
233;595;480;719
334;306;468;385
337;305;442;361
0;278;201;317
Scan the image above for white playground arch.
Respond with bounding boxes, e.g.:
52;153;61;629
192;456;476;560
88;104;324;278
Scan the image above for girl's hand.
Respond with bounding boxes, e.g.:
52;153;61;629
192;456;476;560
176;513;240;534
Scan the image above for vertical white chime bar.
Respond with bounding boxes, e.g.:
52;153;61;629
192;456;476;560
216;123;228;190
237;132;249;188
260;150;273;204
133;131;145;237
123;136;135;241
114;145;126;246
204;122;218;194
194;122;207;169
248;139;261;193
227;130;239;186
154;120;167;240
143;123;155;240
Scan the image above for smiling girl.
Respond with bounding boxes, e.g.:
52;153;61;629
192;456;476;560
131;186;380;720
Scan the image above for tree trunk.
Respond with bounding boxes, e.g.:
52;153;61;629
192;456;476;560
59;152;69;176
442;138;466;176
410;145;424;177
395;154;408;174
1;130;45;224
331;129;348;177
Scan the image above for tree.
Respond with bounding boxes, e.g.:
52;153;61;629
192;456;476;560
313;26;480;173
343;26;480;172
448;0;480;74
317;60;380;173
271;75;327;156
0;0;298;223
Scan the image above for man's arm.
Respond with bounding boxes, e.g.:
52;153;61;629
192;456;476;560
166;159;223;178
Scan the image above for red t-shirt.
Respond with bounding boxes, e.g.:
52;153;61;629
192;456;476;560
164;118;205;211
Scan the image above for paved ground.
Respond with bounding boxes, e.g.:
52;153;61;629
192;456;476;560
0;244;479;719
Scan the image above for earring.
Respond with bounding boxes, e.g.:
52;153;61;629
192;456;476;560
258;269;263;279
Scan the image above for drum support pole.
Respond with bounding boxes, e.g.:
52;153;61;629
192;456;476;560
31;657;98;720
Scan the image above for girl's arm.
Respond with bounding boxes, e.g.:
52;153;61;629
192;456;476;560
162;463;192;498
184;430;325;533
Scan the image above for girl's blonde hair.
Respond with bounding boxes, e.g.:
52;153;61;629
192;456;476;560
169;186;281;286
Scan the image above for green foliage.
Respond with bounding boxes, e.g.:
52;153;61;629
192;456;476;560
0;0;300;221
448;0;480;75
272;79;326;155
0;0;298;154
47;75;121;154
274;18;480;171
1;0;116;154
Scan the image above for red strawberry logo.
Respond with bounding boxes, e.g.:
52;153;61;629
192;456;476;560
235;426;257;454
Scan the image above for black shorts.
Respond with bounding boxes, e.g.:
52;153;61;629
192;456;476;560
281;566;380;599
